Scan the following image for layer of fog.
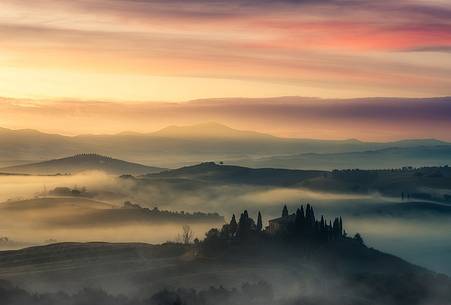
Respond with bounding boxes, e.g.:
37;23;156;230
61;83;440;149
0;171;116;202
0;172;219;249
1;172;451;275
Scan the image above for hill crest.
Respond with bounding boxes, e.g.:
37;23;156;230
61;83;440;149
0;153;165;175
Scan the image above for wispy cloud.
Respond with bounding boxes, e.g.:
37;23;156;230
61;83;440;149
0;0;451;100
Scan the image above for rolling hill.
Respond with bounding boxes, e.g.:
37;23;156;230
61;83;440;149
0;153;165;175
144;162;326;186
142;162;451;203
233;145;451;170
0;197;224;231
1;197;114;210
0;230;449;304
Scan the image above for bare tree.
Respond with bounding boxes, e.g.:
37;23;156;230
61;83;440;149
179;225;194;244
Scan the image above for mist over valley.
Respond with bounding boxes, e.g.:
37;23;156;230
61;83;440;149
1;157;451;277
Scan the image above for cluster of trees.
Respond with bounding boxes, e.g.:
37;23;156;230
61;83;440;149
71;153;113;160
48;186;90;197
203;211;259;243
281;204;345;242
0;279;273;305
121;201;224;223
2;273;450;305
151;281;273;305
402;191;451;203
333;166;450;174
203;204;354;249
151;273;451;305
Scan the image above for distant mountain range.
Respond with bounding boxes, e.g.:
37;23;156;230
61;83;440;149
151;122;277;139
0;153;165;175
0;123;450;169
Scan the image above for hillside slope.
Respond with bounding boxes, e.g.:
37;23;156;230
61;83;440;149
141;163;451;203
235;145;451;170
145;162;326;186
0;153;165;175
0;239;449;304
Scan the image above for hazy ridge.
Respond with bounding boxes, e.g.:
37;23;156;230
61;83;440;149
0;153;165;175
0;123;450;169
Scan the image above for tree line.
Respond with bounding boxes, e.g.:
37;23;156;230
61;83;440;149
203;204;362;250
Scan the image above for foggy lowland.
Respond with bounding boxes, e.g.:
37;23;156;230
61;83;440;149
1;1;451;305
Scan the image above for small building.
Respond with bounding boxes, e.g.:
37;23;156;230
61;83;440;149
267;214;296;234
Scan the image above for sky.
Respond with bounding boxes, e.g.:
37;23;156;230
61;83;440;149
1;1;451;140
1;0;451;101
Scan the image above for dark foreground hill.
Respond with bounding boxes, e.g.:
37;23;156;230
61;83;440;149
0;240;449;305
0;153;165;175
0;206;450;305
0;243;451;305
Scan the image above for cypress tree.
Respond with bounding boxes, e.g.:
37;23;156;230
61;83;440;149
282;205;289;218
229;214;238;236
310;206;316;224
333;218;339;239
238;210;251;238
257;211;263;232
237;212;246;237
305;204;315;226
295;208;303;231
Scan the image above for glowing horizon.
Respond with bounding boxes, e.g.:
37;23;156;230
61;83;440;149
2;97;451;141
